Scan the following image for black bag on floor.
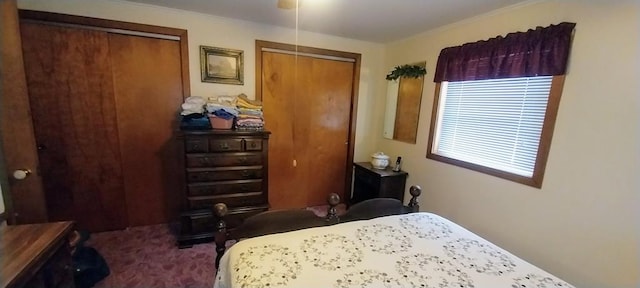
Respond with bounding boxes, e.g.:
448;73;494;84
73;246;110;288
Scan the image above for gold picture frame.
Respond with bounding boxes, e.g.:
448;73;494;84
200;45;244;85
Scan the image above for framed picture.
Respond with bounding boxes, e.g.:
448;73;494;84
200;45;244;85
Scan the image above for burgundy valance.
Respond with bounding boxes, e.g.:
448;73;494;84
433;22;576;82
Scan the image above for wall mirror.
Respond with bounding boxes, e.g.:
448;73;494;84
383;61;426;143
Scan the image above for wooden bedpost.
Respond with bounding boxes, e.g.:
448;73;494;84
213;203;228;269
408;185;421;212
326;193;340;222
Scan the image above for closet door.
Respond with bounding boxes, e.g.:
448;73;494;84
109;34;183;226
262;51;355;209
0;0;47;224
261;52;303;208
20;23;128;231
20;19;186;231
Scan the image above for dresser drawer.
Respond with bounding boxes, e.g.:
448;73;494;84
209;139;243;152
244;138;263;151
187;167;263;182
185;138;209;153
188;192;265;209
186;153;262;168
188;180;263;196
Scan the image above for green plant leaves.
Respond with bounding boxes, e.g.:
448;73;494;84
385;64;427;81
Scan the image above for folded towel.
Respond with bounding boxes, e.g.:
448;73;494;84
237;101;262;110
181;102;204;111
237;114;262;120
208;95;236;107
237;108;263;117
236;118;264;125
237;93;262;106
206;103;239;116
212;110;235;120
185;96;206;105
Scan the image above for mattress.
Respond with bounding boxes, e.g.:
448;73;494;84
214;212;573;288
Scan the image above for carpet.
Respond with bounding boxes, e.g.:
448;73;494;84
88;224;216;288
86;204;346;287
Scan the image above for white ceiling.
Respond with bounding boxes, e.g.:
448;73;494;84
124;0;530;43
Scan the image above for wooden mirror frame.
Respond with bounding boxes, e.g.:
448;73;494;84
383;61;425;144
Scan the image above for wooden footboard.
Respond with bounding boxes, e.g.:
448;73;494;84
212;185;422;268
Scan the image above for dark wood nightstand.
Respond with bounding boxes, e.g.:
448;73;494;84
350;162;408;206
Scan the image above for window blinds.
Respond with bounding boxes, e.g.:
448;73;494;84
433;76;553;177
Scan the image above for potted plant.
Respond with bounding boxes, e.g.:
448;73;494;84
385;64;427;81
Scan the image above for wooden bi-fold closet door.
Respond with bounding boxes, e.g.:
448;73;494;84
260;42;359;209
19;16;185;232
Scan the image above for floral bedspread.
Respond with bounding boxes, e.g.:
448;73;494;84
214;213;574;288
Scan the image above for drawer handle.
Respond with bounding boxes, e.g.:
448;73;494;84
250;142;257;148
199;157;214;164
219;143;229;150
238;157;248;164
241;170;252;178
239;185;250;192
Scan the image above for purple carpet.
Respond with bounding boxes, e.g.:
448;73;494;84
87;204;345;287
88;224;217;288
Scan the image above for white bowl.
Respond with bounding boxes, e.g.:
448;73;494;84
371;153;390;169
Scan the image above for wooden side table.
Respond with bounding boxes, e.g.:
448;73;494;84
350;162;408;206
0;221;75;288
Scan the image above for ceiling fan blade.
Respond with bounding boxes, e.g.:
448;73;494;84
278;0;302;9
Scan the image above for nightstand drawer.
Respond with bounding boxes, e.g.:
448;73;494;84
186;153;262;168
187;167;263;182
209;139;243;152
188;180;263;196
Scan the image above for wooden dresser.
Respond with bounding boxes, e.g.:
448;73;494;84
350;162;408;206
178;130;270;247
0;221;75;288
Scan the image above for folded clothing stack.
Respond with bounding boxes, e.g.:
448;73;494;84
180;96;206;115
206;96;238;118
235;94;264;131
180;96;210;130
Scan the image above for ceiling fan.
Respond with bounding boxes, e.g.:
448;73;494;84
277;0;302;9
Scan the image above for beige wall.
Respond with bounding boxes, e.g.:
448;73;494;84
16;0;640;287
381;1;639;288
16;0;386;162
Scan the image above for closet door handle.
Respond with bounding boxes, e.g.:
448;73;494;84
13;169;32;180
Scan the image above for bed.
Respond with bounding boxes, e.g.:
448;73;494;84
211;186;574;288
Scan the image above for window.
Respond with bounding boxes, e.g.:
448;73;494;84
427;22;575;188
428;75;564;187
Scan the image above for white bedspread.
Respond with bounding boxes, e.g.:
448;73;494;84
214;213;573;288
